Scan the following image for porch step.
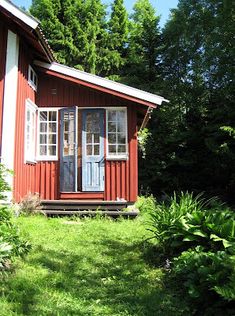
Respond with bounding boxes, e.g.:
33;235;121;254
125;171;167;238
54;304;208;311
41;200;138;218
43;210;139;218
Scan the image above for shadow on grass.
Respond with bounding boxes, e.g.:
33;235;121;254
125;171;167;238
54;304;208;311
1;238;190;316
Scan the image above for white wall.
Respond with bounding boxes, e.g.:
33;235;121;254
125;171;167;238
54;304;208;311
1;30;19;201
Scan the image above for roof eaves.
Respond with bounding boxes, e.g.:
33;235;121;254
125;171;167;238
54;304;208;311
34;61;169;106
0;0;39;29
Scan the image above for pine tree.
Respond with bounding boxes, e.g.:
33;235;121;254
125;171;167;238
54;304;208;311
124;0;161;90
98;0;128;77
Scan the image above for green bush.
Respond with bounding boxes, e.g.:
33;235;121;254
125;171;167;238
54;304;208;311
135;195;156;215
147;192;235;309
173;247;235;301
149;192;235;254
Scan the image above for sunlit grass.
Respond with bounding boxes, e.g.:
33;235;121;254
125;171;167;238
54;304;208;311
0;216;189;315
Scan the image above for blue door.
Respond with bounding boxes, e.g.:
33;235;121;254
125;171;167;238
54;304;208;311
82;109;105;191
60;107;78;192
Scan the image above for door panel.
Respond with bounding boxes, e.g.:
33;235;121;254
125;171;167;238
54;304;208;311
60;107;78;192
82;109;104;191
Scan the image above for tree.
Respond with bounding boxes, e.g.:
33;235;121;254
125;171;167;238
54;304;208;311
123;0;161;91
140;0;235;202
102;0;128;77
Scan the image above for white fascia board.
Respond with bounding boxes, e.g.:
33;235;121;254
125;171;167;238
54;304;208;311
0;0;39;29
34;61;169;106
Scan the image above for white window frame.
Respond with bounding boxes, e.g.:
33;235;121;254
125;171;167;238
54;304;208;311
106;107;128;160
24;99;37;164
28;65;38;91
37;108;59;161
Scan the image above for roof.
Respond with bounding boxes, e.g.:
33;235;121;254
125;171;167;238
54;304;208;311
0;0;39;29
35;61;169;107
1;0;169;107
0;0;54;62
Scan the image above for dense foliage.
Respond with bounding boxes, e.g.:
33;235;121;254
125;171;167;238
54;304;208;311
29;0;235;202
148;192;235;313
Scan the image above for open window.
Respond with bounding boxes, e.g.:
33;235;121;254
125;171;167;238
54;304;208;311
24;99;37;163
28;65;38;91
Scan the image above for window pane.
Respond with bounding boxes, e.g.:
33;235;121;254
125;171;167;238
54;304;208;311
94;145;100;155
118;145;126;153
109;145;116;154
87;145;92;156
94;133;100;143
86;133;92;144
49;111;57;121
117;110;125;121
40;111;47;121
108;111;116;121
27;110;30;121
108;133;116;144
49;122;56;133
48;145;56;156
40;134;47;144
117;133;126;144
40;122;47;133
48;134;56;144
108;122;116;133
40;145;47;155
117;120;125;133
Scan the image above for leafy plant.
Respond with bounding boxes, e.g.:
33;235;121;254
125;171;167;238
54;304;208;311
173;247;235;305
148;192;210;253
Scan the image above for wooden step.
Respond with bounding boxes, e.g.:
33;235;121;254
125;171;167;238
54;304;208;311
43;209;139;218
40;200;138;217
41;200;131;211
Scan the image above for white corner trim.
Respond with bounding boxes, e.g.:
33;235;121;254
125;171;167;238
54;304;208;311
34;61;169;106
0;0;38;29
1;30;19;200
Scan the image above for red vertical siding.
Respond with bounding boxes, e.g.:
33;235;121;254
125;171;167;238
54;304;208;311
0;22;7;153
14;43;59;202
14;63;140;202
104;108;138;202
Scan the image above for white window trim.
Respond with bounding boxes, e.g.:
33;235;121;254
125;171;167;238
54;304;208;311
24;99;37;164
106;107;128;160
28;65;38;91
37;108;59;161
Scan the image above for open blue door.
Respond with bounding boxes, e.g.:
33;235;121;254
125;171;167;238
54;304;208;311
60;107;78;192
82;109;105;191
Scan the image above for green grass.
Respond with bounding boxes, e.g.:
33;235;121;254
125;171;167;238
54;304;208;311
0;216;189;316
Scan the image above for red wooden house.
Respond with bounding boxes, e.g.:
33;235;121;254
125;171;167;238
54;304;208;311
0;0;168;210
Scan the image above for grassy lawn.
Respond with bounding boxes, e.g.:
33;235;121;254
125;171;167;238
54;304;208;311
0;215;189;316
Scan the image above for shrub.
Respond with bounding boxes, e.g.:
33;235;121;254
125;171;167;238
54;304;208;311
173;247;235;300
148;192;209;253
135;195;156;215
147;192;235;310
19;192;44;215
